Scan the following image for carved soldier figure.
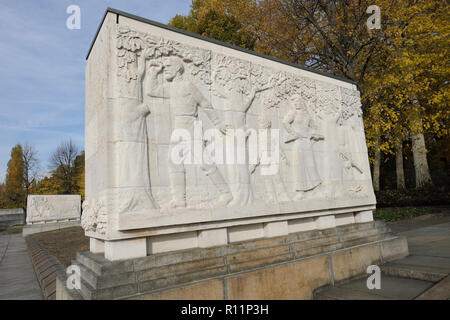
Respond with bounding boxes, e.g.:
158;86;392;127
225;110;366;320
147;56;233;208
283;94;324;200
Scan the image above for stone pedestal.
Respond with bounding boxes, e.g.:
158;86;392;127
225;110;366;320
66;221;408;300
22;220;81;236
23;195;81;236
82;8;378;264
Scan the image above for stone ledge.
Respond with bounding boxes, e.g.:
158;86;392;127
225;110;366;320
70;221;409;300
22;220;81;236
25;235;83;300
0;213;24;230
416;275;450;300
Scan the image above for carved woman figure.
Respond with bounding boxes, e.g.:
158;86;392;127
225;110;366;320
283;94;324;200
214;73;269;207
117;53;159;213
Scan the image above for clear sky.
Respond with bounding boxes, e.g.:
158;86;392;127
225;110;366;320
0;0;192;182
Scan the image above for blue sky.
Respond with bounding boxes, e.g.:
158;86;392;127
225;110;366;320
0;0;192;182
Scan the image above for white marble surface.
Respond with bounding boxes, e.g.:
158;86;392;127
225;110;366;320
84;11;376;259
26;195;81;224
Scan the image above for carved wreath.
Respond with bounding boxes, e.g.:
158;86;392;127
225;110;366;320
116;26;211;84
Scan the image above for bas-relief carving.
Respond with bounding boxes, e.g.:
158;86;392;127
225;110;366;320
27;195;81;224
81;199;107;234
283;94;324;200
147;56;233;209
212;54;272;207
28;197;56;221
252;112;290;204
84;25;373;231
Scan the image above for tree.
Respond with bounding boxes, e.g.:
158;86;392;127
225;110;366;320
372;137;382;192
169;0;257;50
364;0;448;188
171;0;449;190
0;183;7;208
395;140;406;190
74;151;85;200
22;142;40;209
4;144;25;208
35;175;62;195
49;139;80;194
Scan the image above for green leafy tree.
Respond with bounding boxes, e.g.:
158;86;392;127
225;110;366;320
36;175;63;195
169;0;257;50
4;144;25;208
0;183;7;208
171;0;449;191
74;151;85;200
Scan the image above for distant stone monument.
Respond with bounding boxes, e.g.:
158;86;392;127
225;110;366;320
23;195;81;236
69;8;408;300
0;208;24;230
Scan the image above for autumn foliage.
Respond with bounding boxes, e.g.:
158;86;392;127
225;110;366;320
0;141;85;209
169;0;449;191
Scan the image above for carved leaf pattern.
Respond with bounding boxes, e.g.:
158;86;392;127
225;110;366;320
115;27;361;123
116;26;211;85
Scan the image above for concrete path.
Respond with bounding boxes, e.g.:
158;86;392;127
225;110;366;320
0;234;43;300
315;275;434;300
316;216;450;300
383;221;450;282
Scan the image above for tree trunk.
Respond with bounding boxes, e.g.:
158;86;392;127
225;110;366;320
412;132;432;188
395;141;406;189
372;138;381;192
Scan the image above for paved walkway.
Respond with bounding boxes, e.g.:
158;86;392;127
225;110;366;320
316;215;450;300
0;233;43;300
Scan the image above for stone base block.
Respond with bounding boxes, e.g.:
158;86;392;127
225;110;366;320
105;238;146;261
147;231;198;254
288;218;316;233
67;221;409;300
198;228;228;248
22;220;80;236
90;238;105;254
227;223;264;243
315;215;336;230
264;221;289;238
355;210;374;223
335;213;356;226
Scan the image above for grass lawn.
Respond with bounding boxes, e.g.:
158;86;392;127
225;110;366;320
31;227;89;267
374;206;447;222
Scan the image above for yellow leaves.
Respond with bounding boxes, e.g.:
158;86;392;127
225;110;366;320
171;0;448;157
3;145;25;208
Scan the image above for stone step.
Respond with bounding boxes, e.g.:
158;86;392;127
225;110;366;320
314;274;435;300
416;275;450;300
78;274;139;300
73;259;136;290
72;221;407;300
75;222;391;281
381;255;450;282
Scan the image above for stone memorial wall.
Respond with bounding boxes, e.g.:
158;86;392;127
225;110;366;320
26;195;81;224
83;10;376;261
